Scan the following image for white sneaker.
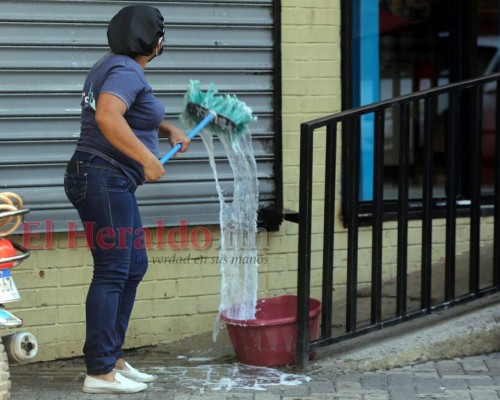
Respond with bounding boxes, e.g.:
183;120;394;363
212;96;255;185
114;361;156;383
82;372;148;394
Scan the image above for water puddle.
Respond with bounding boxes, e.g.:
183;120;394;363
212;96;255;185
150;363;311;394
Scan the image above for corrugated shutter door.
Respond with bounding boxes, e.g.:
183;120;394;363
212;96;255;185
0;0;276;231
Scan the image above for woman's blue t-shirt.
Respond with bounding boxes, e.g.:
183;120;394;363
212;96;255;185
77;53;165;185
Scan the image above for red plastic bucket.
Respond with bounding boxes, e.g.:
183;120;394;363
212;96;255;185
221;295;321;366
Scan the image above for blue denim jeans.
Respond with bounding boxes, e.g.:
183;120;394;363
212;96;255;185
64;151;147;375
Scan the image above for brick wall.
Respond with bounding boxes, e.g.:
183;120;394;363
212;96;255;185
3;0;341;362
280;0;340;302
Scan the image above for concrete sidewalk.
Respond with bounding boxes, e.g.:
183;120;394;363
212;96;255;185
8;292;500;399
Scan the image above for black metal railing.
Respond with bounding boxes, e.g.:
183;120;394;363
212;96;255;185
295;72;500;369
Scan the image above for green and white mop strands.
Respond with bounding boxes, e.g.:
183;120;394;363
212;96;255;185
160;80;256;164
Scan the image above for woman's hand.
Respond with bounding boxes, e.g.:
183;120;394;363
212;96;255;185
142;154;165;182
159;122;191;155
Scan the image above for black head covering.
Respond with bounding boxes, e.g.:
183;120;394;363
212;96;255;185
107;5;164;58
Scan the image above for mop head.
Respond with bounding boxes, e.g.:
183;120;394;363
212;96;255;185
180;80;257;140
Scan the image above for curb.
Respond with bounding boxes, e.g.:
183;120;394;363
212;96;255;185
310;292;500;374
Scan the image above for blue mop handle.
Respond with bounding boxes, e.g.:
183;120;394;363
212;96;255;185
160;111;216;164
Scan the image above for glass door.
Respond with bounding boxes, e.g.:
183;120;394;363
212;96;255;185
349;0;500;202
380;0;450;200
477;0;500;193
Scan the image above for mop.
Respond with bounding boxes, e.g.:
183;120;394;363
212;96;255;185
160;80;256;163
161;81;260;340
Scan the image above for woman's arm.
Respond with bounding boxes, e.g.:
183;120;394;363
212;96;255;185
95;93;165;182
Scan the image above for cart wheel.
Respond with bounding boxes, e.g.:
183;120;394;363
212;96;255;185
0;342;11;399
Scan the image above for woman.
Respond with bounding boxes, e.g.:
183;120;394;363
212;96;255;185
64;5;189;394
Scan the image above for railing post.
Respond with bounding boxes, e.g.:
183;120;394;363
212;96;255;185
469;85;483;293
346;117;360;333
396;103;410;316
321;123;337;339
445;89;460;301
421;96;436;310
296;123;314;370
371;110;385;324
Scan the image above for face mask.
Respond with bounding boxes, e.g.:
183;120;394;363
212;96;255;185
157;36;165;56
147;36;164;63
150;35;164;60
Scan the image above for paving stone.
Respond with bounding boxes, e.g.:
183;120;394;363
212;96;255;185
279;385;310;397
411;363;438;371
469;385;500;391
254;393;281;400
465;377;494;387
438;379;470;390
442;375;490;380
469;390;500;400
387;388;422;400
483;359;500;372
435;390;472;399
336;381;363;390
452;395;473;400
414;381;447;394
309;380;335;393
413;371;441;379
225;394;254;399
360;377;388;391
362;394;389;400
281;397;320;400
461;361;490;372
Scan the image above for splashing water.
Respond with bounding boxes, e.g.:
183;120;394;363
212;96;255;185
199;130;259;340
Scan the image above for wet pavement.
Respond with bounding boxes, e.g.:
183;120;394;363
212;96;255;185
8;330;500;400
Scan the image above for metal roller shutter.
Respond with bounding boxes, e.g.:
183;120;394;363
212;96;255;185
0;0;279;231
